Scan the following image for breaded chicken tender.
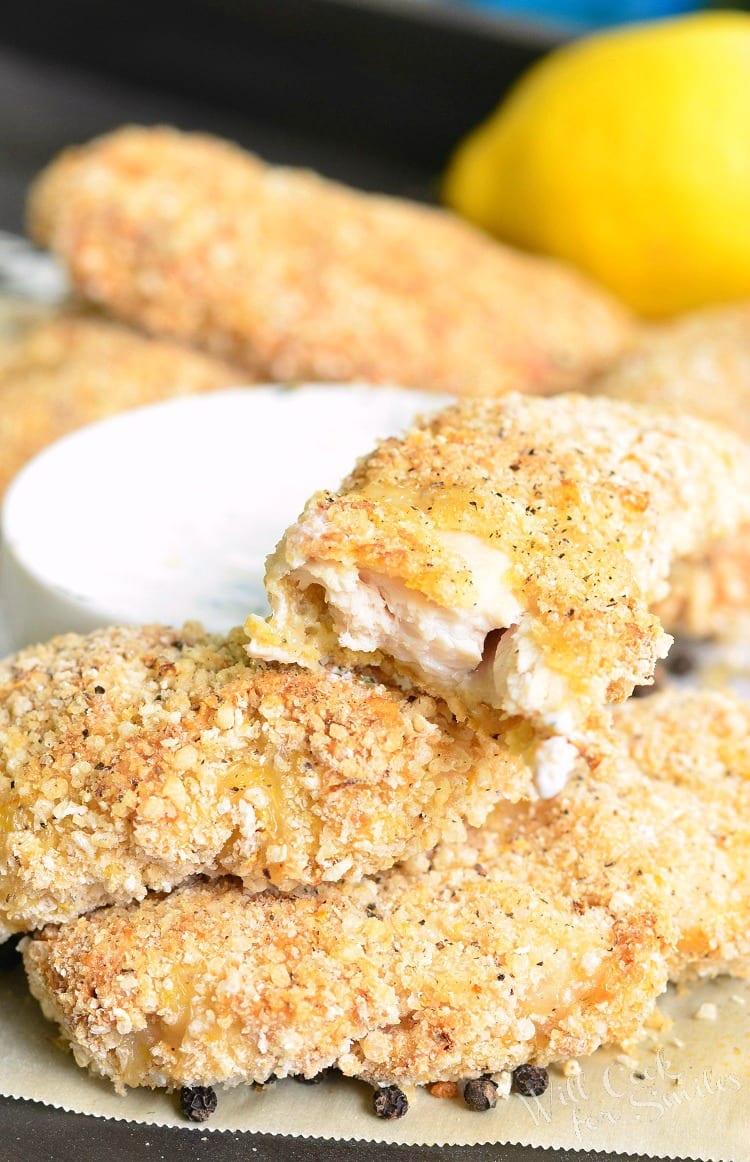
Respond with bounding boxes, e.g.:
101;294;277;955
0;295;56;341
614;688;750;979
590;304;750;637
0;623;530;942
655;540;750;640
0;311;243;498
246;393;750;794
22;688;750;1092
27;126;635;398
591;304;750;436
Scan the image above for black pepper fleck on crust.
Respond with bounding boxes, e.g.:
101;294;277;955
0;621;530;941
463;1076;498;1111
249;391;750;746
22;690;750;1098
373;1085;409;1119
179;1085;218;1122
513;1065;549;1097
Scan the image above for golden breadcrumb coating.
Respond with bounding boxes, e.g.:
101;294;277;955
0;311;243;498
590;304;750;439
652;538;750;639
614;688;750;979
0;623;529;941
589;304;750;638
28;125;635;398
23;688;750;1092
22;800;664;1092
247;393;750;790
0;295;56;341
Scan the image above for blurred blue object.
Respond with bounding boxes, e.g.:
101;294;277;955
459;0;702;30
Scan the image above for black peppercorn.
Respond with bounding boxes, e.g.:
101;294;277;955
513;1064;549;1097
463;1076;498;1111
372;1085;409;1119
179;1085;218;1122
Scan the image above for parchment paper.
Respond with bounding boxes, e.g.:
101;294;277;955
1;966;748;1159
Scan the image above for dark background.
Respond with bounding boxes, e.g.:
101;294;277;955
0;0;558;231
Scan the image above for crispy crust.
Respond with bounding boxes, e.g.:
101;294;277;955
0;623;529;940
0;311;243;498
25;876;663;1093
589;304;750;637
614;688;750;979
21;807;665;1090
23;688;750;1092
590;304;750;440
28;125;635;397
651;533;750;639
248;393;750;715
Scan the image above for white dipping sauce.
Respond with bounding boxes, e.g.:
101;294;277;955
1;385;451;651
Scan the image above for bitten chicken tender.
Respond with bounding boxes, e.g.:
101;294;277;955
0;311;243;499
0;623;530;942
28;125;635;398
246;392;750;794
590;303;750;638
22;688;750;1093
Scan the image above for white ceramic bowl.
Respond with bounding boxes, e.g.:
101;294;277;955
0;385;451;652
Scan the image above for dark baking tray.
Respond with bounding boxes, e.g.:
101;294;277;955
1;0;563;167
0;1100;654;1162
0;3;677;1159
0;0;562;227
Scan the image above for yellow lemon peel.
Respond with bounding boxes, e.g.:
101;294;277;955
444;12;750;318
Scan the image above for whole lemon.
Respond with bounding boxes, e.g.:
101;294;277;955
444;12;750;318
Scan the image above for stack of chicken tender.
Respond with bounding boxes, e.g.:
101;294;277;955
0;123;636;503
2;127;750;1110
